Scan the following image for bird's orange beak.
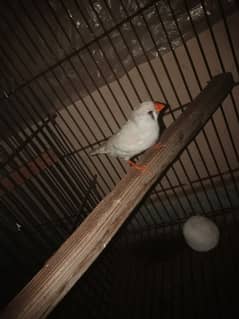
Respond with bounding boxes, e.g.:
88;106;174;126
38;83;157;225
154;101;165;112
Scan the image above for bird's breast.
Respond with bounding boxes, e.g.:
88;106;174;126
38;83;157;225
134;120;159;149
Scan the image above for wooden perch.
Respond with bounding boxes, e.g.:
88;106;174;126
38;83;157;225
2;73;234;319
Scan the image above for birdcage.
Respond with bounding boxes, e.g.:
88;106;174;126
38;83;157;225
0;0;238;318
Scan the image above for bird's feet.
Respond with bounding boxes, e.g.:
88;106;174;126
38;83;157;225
153;143;166;150
127;160;147;172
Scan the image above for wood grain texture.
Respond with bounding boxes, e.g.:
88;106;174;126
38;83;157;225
2;73;234;319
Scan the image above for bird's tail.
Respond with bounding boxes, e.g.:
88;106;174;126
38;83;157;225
89;145;107;156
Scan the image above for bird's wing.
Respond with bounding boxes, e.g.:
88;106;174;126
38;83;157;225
90;118;158;159
89;143;107;156
89;123;137;156
107;120;145;154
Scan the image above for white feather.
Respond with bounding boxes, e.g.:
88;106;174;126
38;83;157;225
90;101;161;160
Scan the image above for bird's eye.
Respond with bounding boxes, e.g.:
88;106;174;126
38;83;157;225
148;110;155;120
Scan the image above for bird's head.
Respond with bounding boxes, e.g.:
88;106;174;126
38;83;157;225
132;101;166;121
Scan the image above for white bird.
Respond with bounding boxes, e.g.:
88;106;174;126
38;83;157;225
90;101;165;169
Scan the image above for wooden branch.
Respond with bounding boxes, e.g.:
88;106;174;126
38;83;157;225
2;73;234;319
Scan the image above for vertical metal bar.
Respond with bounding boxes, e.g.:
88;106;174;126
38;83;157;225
10;128;98;216
216;0;239;74
18;0;125;182
154;0;236;208
9;125;86;215
0;108;76;234
146;0;224;211
0;2;112;196
183;0;239;203
0;113;76;240
164;1;230;209
107;0;211;215
77;1;171;203
44;124;100;207
0;54;92;214
98;0;198;217
0;8;41;71
198;0;239;152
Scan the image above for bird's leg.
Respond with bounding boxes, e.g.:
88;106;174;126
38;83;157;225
153;143;166;150
127;160;147;172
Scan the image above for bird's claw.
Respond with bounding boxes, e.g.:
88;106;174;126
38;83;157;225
128;160;147;172
153;143;166;150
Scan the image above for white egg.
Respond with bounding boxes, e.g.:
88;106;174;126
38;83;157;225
183;215;220;252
